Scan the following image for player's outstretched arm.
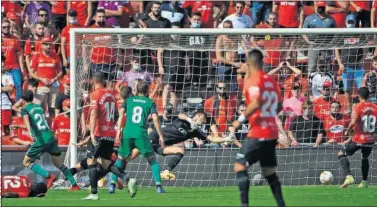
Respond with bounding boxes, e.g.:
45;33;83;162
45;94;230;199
72;136;91;147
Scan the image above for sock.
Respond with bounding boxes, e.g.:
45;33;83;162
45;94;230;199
166;153;184;171
108;162;129;183
69;168;78;176
236;171;249;207
149;159;162;186
266;173;285;207
28;163;50;178
111;159;125;184
59;165;77;186
339;155;351;177
88;164;98;194
361;158;369;181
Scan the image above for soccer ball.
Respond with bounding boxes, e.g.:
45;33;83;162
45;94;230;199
320;171;333;184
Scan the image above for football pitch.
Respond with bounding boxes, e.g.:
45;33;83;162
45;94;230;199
2;186;377;206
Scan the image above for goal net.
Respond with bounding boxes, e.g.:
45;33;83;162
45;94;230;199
65;28;377;190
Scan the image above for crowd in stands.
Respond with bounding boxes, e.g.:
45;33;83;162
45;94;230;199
1;1;377;149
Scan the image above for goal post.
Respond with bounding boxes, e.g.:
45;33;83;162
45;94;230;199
69;28;377;186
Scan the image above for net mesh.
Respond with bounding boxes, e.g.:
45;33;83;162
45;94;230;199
63;29;377;190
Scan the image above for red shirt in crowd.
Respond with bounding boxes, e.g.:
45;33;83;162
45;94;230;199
69;1;89;26
323;114;351;143
52;114;70;145
89;87;117;137
61;24;83;58
373;1;377;27
275;1;301;28
244;70;281;139
1;176;31;198
352;101;377;144
30;52;62;87
328;1;348;28
89;24;117;64
1;35;22;70
313;97;336;120
204;95;237;133
255;24;283;66
2;1;22;23
350;1;371;11
24;37;57;60
10;117;33;143
181;1;223;28
51;1;67;14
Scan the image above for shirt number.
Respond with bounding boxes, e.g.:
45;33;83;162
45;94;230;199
361;115;376;133
104;102;115;122
261;91;278;117
3;176;21;189
34;114;49;130
132;106;143;124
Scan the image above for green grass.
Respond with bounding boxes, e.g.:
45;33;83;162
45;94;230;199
3;186;377;206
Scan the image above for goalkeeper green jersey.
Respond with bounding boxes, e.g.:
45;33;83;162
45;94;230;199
21;103;54;143
122;96;157;139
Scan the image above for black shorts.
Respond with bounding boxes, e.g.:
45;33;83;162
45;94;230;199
236;138;277;167
148;131;164;155
86;137;115;160
341;141;373;158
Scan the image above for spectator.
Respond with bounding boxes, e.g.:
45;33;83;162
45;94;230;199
181;1;226;28
281;82;306;131
335;14;367;98
67;1;93;27
219;1;253;29
121;50;154;89
184;12;211;88
55;74;70;115
326;1;350;28
29;36;62;117
372;1;377;28
97;0;123;28
24;1;52;28
204;81;237;136
313;80;336;121
86;9;118;81
1;56;15;136
160;1;185;26
268;61;304;99
273;1;304;28
12;79;40;115
234;102;249;142
322;101;351;144
251;1;272;25
144;2;171;28
303;1;337;73
2;19;25;101
148;76;164;115
289;101;325;146
2;0;23;32
7;12;22;38
51;99;70;145
50;1;67;32
9;116;33;146
309;56;337;100
350;1;371;27
61;9;81;70
24;8;60;44
362;56;377;103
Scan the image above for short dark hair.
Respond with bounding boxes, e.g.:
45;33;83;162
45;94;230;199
28;79;38;87
136;80;149;95
22;90;34;102
359;87;370;100
234;1;246;7
35;21;45;27
171;22;182;27
29;183;47;197
96;9;106;15
192;12;202;18
120;86;132;100
93;71;106;85
223;20;233;27
193;110;207;120
38;8;49;15
152;1;162;7
247;49;264;68
330;100;341;109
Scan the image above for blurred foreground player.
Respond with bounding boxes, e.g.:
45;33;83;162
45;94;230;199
20;90;79;190
230;49;285;207
339;87;377;188
1;176;47;198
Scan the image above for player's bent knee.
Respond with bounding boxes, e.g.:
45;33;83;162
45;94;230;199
145;154;157;165
23;156;32;167
262;167;276;177
234;162;247;173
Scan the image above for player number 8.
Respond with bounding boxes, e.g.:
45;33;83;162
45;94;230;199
361;115;376;133
261;91;278;117
132;106;143;124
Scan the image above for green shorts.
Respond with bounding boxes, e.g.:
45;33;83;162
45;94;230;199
26;140;61;160
118;138;154;158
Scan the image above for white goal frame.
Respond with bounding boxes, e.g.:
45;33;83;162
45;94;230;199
69;28;377;168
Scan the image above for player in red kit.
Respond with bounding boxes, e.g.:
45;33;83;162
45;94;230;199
339;87;377;188
51;99;70;145
83;72;130;200
1;176;47;198
230;49;285;207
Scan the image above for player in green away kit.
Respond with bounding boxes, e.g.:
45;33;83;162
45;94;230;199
20;90;79;191
111;80;165;196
